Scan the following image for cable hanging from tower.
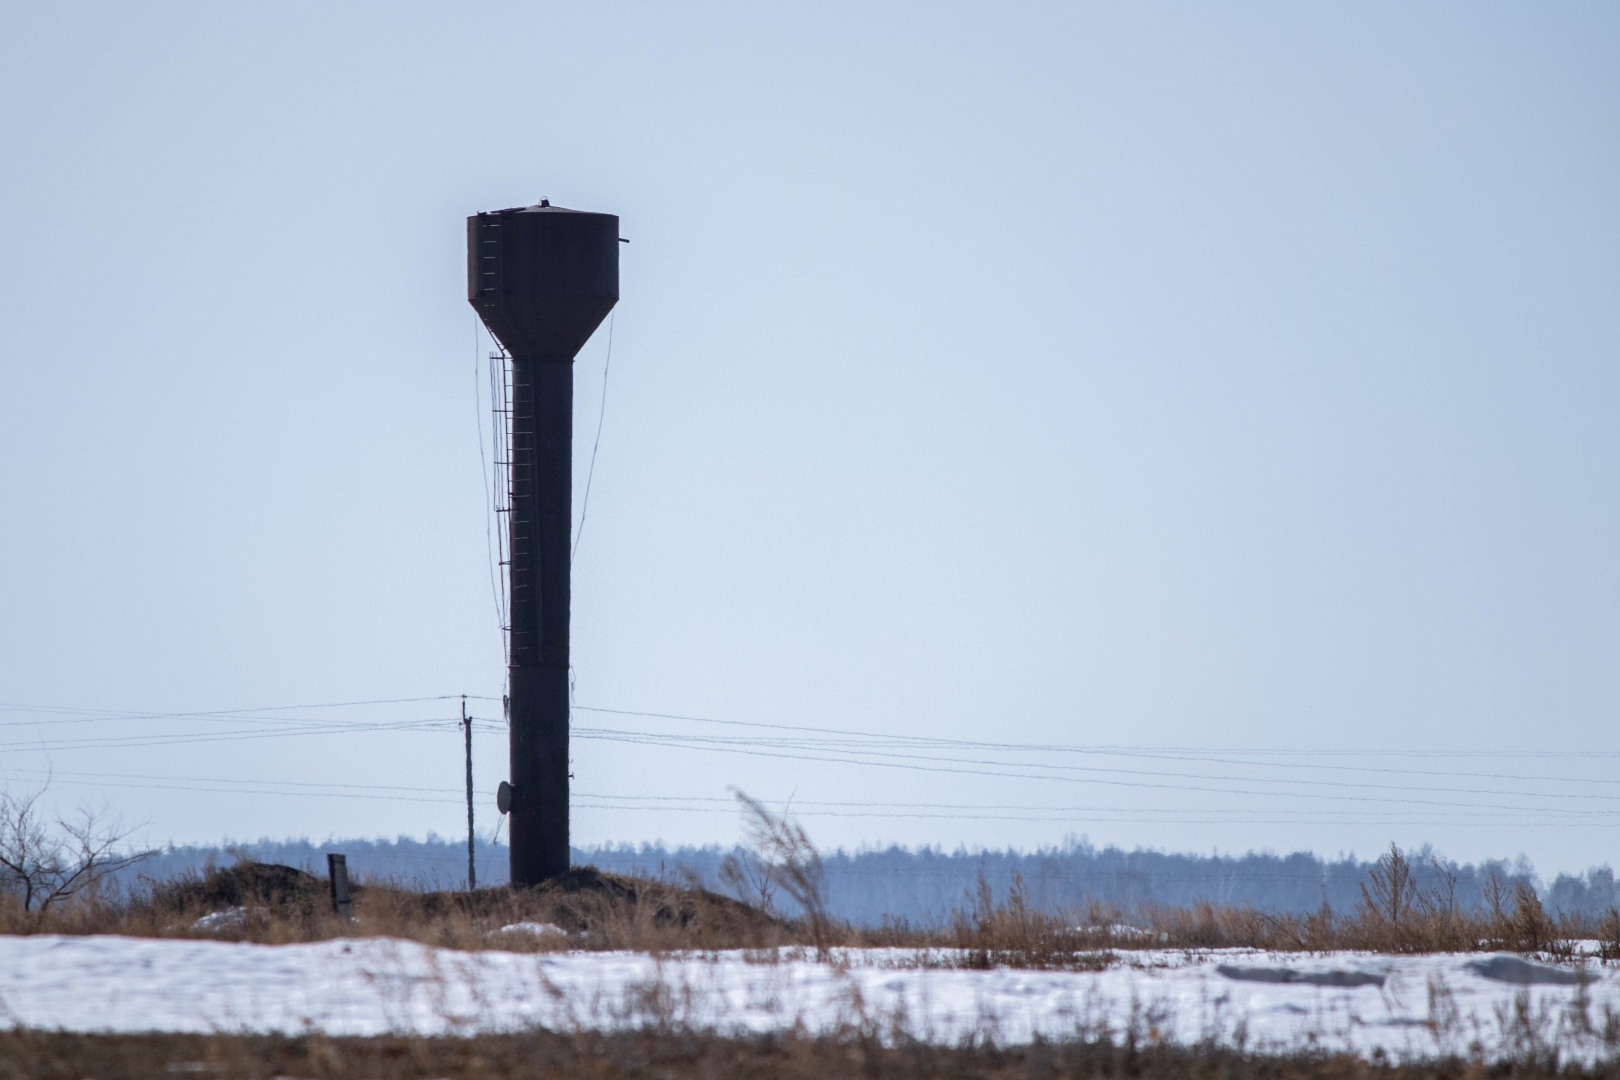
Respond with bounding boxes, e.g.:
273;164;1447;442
573;311;616;562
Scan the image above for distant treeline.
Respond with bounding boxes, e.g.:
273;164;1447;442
118;836;1620;926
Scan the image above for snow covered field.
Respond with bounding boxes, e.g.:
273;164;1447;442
1;935;1616;1064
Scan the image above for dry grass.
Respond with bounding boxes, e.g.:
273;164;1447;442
1113;845;1620;959
868;857;1619;967
1;1027;1616;1080
2;843;1617;965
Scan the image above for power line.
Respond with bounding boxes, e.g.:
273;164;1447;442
7;695;1614;768
6;696;1620;827
572;705;1620;766
0;696;468;725
8;770;1605;828
10;713;1616;816
3;769;1598;825
568;805;1619;828
567;792;1611;821
0;718;463;753
569;726;1620;804
4;766;468;797
571;728;1620;817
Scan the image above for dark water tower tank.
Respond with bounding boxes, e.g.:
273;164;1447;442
468;200;619;886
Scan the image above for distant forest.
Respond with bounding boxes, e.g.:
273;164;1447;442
122;837;1620;926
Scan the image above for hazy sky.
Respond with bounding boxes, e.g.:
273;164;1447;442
3;3;1617;876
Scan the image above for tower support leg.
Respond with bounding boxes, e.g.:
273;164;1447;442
507;356;573;886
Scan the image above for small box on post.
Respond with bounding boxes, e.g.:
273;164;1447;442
327;853;351;919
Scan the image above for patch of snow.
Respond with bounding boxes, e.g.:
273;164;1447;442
1079;924;1155;941
190;907;267;931
0;937;1614;1064
494;922;568;937
191;908;244;930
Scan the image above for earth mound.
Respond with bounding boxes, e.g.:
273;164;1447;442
154;860;337;916
395;866;784;943
151;860;783;948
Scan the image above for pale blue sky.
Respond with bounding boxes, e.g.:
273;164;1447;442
2;3;1617;874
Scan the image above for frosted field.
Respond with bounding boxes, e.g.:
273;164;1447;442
1;935;1616;1064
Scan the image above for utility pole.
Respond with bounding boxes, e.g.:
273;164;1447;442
463;695;476;891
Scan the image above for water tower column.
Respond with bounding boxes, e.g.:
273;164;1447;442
467;201;618;888
507;355;573;884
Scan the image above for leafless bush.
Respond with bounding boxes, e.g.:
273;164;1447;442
1360;842;1420;926
715;844;776;916
1484;865;1511;922
1338;843;1531;953
1509;880;1554;954
0;785;153;916
1599;908;1620;963
946;870;1115;970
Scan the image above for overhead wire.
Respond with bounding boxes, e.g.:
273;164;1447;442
4;699;1618;810
572;727;1620;818
572;705;1620;765
8;768;1608;828
0;720;457;754
9;706;1618;813
568;725;1620;804
4;697;1619;825
0;695;466;717
4;694;1616;794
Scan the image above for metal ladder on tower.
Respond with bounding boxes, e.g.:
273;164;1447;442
477;214;503;301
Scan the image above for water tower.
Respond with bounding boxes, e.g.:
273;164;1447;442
468;199;619;885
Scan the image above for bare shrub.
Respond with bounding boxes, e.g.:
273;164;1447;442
946;870;1114;970
1599;908;1620;962
1343;843;1490;952
1412;857;1472;951
1303;898;1337;950
1360;842;1420;926
0;785;153;916
1509;880;1554;954
1483;866;1511;923
715;847;776;916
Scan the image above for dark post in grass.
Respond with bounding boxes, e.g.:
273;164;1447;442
327;853;351;919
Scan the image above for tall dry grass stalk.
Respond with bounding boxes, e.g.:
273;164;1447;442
718;790;831;956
